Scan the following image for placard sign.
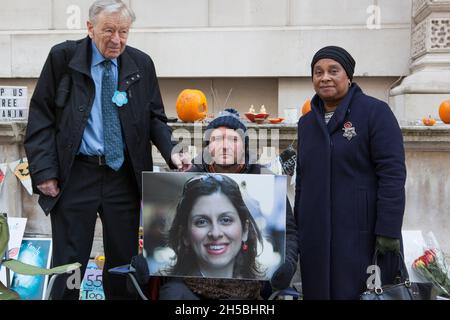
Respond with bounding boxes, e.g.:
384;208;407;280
0;86;28;121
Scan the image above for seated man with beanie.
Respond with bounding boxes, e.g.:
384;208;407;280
159;108;299;300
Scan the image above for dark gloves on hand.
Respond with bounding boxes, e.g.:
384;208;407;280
376;236;400;255
131;254;150;287
270;261;296;291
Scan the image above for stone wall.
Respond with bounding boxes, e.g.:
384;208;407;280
0;0;413;118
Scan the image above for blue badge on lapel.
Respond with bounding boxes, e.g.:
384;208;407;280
112;91;128;107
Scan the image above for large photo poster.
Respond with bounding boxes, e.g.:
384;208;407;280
142;172;287;281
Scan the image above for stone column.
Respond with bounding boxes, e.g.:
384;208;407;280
390;0;450;123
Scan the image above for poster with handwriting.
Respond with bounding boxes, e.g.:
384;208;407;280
10;238;52;300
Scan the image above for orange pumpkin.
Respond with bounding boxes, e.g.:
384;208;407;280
439;100;450;124
176;89;208;122
422;115;436;126
302;99;311;115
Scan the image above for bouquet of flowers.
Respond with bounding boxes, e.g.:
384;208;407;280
412;245;450;298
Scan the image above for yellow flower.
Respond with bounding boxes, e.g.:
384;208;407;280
414;259;426;269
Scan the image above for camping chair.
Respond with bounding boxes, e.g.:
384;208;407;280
109;254;154;300
268;287;301;300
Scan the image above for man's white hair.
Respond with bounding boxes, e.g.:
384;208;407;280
89;0;136;25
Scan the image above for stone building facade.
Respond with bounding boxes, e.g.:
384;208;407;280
1;1;449;256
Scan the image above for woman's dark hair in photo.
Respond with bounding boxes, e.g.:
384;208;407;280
167;174;264;279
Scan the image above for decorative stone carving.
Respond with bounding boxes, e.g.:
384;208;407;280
412;20;428;58
413;0;430;18
411;17;450;59
430;18;450;49
391;0;450;122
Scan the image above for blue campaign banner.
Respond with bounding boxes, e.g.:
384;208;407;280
10;238;52;300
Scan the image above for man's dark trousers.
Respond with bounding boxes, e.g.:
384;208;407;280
49;155;140;300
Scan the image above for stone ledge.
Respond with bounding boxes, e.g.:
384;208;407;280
402;125;450;151
169;121;450;147
2;121;450;150
413;0;450;24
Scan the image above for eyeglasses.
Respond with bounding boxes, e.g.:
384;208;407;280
182;174;225;194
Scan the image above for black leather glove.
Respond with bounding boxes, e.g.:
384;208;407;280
270;261;296;291
376;236;400;255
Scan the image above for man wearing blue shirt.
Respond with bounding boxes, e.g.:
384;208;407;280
24;0;191;300
78;42;119;157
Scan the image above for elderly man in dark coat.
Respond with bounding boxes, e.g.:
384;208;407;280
24;0;190;300
294;46;406;299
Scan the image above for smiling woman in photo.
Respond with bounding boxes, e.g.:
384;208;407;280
165;174;264;280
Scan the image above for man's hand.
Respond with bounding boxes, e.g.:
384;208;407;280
37;179;60;197
171;152;192;172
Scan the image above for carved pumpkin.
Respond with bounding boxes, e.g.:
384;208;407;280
302;99;311;115
439;100;450;124
422;115;436;126
176;89;208;123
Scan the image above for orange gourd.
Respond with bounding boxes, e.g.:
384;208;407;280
176;89;208;122
439;100;450;124
302;99;311;115
422;115;436;126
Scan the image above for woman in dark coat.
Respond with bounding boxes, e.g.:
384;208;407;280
294;46;407;299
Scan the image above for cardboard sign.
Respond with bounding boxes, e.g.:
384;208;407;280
79;261;105;300
0;86;28;121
